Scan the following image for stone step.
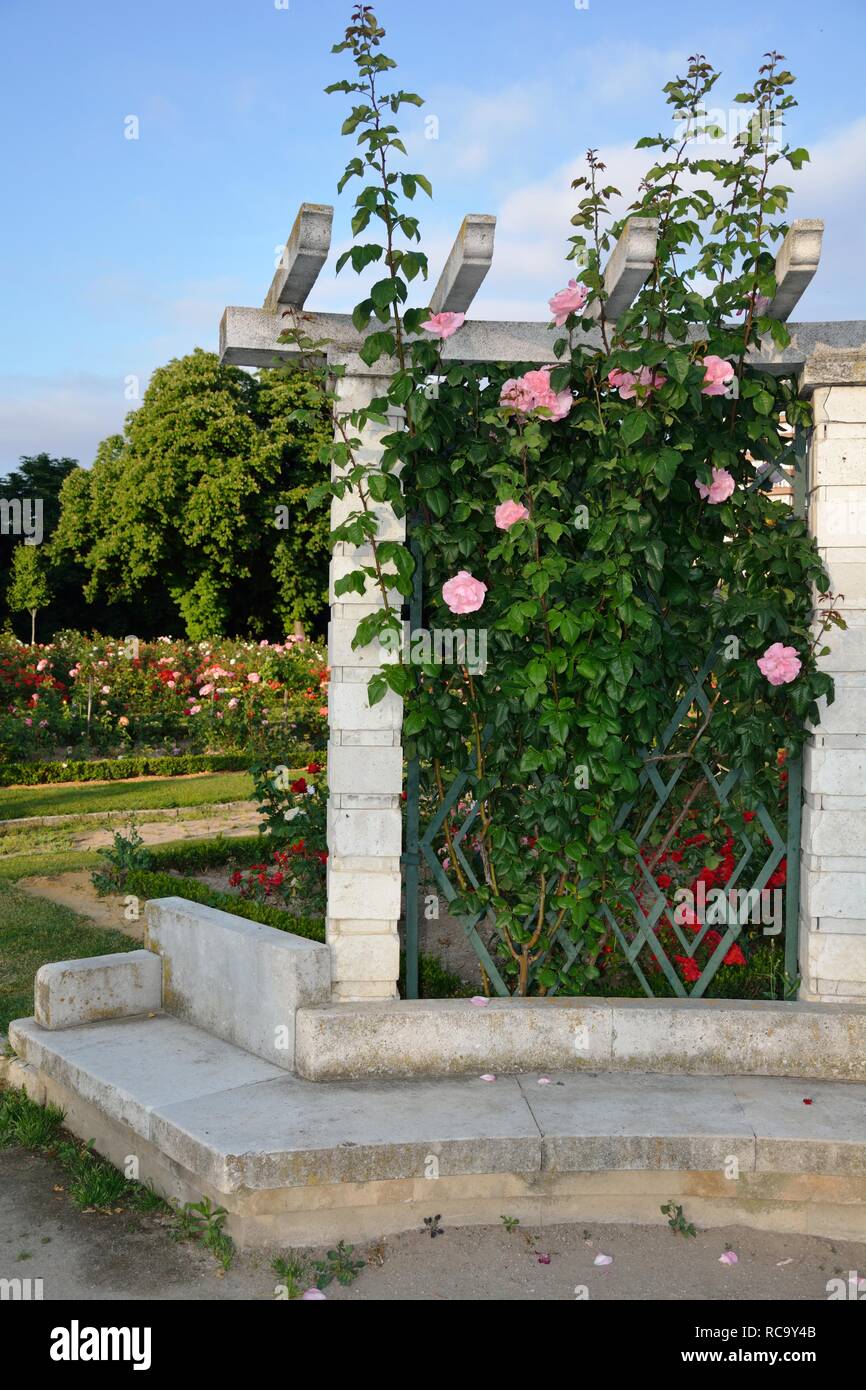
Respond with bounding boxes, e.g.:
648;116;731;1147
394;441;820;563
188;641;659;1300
6;1012;866;1247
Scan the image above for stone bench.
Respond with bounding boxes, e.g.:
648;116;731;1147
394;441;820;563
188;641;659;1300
7;1011;866;1247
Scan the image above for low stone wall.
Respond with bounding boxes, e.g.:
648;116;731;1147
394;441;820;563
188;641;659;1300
144;897;330;1071
296;996;866;1082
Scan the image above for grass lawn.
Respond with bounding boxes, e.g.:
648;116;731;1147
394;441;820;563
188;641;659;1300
0;770;255;821
0;880;138;1034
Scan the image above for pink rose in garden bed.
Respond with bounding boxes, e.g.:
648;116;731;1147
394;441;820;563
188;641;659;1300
442;570;487;615
695;467;736;504
494;500;530;530
700;355;735;396
420;311;465;339
500;368;572;420
757;642;801;686
607;366;667;400
548;279;588;327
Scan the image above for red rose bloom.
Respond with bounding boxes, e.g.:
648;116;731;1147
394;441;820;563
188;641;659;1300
674;954;701;983
723;944;746;967
290;778;307;794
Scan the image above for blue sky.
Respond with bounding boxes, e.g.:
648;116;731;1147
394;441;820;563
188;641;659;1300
1;0;864;473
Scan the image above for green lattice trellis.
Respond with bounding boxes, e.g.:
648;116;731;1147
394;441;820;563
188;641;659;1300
403;435;806;1000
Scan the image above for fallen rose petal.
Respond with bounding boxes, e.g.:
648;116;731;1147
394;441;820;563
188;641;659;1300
594;1253;613;1266
302;1288;327;1300
537;1076;552;1085
480;1073;496;1082
537;1252;551;1264
470;996;489;1006
803;1098;813;1105
719;1251;738;1265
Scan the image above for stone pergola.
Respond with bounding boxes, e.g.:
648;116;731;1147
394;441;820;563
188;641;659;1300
220;206;866;1007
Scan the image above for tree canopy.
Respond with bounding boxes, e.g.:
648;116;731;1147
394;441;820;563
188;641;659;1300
51;350;332;640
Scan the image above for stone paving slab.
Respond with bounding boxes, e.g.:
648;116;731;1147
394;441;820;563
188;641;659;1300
730;1074;866;1175
9;1015;286;1138
519;1072;757;1173
152;1074;540;1192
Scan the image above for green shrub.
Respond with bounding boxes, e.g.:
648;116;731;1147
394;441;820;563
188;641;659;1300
0;752;253;786
147;835;265;873
124;868;325;943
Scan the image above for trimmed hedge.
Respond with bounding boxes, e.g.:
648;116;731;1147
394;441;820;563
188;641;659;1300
0;749;323;787
0;753;250;787
147;835;266;873
124;868;325;944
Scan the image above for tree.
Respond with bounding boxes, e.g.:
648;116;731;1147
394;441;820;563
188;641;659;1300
52;351;332;640
7;543;51;645
0;453;79;635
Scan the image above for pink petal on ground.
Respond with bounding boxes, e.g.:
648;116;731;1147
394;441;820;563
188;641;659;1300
594;1253;613;1266
302;1288;327;1300
537;1253;551;1265
480;1074;496;1082
719;1251;738;1265
470;996;489;1006
537;1077;552;1085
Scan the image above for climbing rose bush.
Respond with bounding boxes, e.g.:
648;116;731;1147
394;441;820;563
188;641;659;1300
313;14;844;996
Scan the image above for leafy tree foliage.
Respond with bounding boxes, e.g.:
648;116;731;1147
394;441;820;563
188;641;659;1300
52;351;331;640
7;543;51;645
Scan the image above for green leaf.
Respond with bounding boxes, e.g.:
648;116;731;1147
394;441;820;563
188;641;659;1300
621;410;650;446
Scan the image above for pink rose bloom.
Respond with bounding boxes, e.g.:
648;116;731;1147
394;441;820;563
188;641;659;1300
166;680;176;690
118;716;129;727
198;683;214;697
701;355;735;396
190;704;202;715
501;368;571;419
100;684;111;694
36;659;48;671
500;375;537;412
442;570;487;615
608;366;667;400
24;717;32;727
757;643;801;686
548;279;588;327
495;500;530;530
227;697;239;709
247;672;261;684
695;467;736;504
420;311;465;340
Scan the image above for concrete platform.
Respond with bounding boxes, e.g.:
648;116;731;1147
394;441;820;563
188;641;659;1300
6;1012;866;1247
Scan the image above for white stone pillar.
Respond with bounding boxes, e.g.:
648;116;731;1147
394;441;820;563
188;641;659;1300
799;367;866;1002
325;359;404;1000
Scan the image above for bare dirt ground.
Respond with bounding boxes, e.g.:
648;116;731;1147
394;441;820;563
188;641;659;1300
17;873;142;940
2;1145;863;1302
69;806;260;851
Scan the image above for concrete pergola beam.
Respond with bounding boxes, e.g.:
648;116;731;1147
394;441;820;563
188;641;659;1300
428;214;496;315
767;218;824;321
263;202;333;313
221;302;866;379
591;216;659;323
